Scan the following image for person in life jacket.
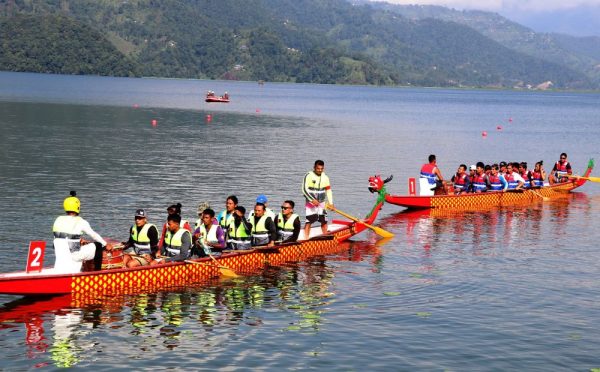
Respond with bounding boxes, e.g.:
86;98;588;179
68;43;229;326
471;162;491;193
518;162;533;189
216;195;238;230
505;163;525;190
249;194;276;221
531;161;547;188
52;191;113;274
159;203;192;249
226;206;253;250
419;154;445;195
451;164;470;195
157;214;193;263
488;164;508;191
549;153;573;184
467;165;477;192
122;209;159;268
250;203;277;247
302;160;334;238
275;200;301;243
192;208;226;257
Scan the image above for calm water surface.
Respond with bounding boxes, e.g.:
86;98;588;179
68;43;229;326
1;71;600;370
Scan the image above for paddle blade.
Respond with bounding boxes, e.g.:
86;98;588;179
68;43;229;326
219;267;239;278
370;225;395;238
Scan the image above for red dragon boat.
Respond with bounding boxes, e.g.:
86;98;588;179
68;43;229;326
0;180;391;297
383;159;594;210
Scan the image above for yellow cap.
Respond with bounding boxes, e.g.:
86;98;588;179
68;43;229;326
63;191;80;214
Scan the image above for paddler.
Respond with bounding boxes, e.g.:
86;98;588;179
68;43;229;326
250;203;277;247
471;162;491;193
249;194;276;220
531;161;546;187
122;209;159;268
488;164;508;191
216;195;238;230
302;159;334;238
52;191;113;273
275;200;301;243
193;208;226;256
226;206;253;250
505;163;525;190
157;214;193;263
419;154;444;196
450;164;470;195
158;203;191;249
549;153;572;184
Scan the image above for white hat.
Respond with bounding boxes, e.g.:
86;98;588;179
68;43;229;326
469;165;476;170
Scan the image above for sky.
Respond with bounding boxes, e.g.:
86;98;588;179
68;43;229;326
376;0;600;36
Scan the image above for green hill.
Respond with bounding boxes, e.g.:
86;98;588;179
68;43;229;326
0;0;596;89
0;14;138;76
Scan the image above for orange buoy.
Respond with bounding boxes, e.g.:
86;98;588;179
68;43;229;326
482;131;488;137
151;119;157;127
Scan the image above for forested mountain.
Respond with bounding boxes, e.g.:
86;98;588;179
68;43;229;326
0;0;596;89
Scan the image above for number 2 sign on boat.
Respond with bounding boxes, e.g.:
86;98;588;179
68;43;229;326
26;241;46;273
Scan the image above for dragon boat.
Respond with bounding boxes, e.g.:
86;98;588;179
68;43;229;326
0;180;391;298
205;91;230;103
381;159;594;210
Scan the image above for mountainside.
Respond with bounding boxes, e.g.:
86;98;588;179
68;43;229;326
0;13;138;76
368;2;600;86
0;0;596;89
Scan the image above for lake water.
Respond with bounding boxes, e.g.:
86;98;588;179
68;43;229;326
1;71;600;370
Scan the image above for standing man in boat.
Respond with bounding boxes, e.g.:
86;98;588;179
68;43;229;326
250;203;277;247
122;209;159;268
302;160;334;238
549;153;573;184
52;191;113;273
275;200;301;243
157;214;193;263
193;208;226;256
217;195;238;230
419;154;445;196
226;206;253;250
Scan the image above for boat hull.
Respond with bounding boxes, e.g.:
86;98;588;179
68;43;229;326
205;97;229;103
0;220;364;297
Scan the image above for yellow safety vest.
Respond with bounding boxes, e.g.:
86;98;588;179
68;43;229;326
277;213;299;241
164;229;191;257
130;223;156;255
250;215;270;246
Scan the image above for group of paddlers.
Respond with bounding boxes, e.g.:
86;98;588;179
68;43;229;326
420;153;573;196
51;160;334;274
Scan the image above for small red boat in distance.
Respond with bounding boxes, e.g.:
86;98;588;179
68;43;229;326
205;90;230;103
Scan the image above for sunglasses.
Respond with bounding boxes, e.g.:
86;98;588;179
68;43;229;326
281;206;291;210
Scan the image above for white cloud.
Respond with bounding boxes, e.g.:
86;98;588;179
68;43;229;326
377;0;600;12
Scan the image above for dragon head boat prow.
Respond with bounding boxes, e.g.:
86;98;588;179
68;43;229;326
369;174;393;194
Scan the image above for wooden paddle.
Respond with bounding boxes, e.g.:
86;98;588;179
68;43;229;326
326;205;394;238
185;253;238;278
565;175;600;183
529;189;550;202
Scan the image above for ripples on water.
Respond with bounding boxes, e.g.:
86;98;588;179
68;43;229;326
2;74;600;370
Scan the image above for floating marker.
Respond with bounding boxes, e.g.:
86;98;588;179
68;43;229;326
206;114;212;123
133;104;139;109
497;126;502;130
256;108;261;113
151;119;157;127
508;118;513;122
482;131;488;137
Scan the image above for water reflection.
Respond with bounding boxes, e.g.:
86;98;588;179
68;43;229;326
0;242;384;368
